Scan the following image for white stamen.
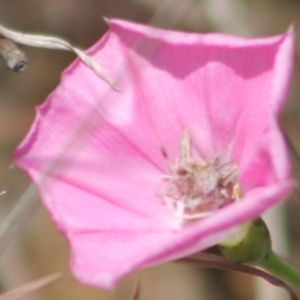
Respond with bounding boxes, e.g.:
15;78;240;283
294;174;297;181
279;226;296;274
160;129;239;221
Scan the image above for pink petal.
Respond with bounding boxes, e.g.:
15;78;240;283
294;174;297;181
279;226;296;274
14;19;294;288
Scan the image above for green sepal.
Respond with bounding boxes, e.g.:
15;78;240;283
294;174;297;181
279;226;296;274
219;218;271;265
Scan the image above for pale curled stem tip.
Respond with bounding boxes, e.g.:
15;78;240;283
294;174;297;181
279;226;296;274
102;17;110;24
0;37;28;72
73;48;120;91
0;22;119;89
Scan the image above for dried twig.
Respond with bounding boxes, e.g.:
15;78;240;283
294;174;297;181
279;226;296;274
0;22;118;89
0;272;62;300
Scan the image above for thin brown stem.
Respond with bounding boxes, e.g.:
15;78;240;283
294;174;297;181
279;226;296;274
178;253;298;300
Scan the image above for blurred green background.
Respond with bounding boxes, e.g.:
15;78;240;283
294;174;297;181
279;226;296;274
0;0;299;299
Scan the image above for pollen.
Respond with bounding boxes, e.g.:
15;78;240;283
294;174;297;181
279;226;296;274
160;129;240;220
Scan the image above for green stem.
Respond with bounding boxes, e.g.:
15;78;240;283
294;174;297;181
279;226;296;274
260;250;300;288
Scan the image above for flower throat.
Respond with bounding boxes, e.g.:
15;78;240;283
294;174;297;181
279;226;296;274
160;129;240;220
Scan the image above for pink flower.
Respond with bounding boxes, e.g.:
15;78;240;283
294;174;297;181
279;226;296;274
14;19;294;289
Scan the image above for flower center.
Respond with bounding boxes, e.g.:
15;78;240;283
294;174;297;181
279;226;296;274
160;129;240;220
